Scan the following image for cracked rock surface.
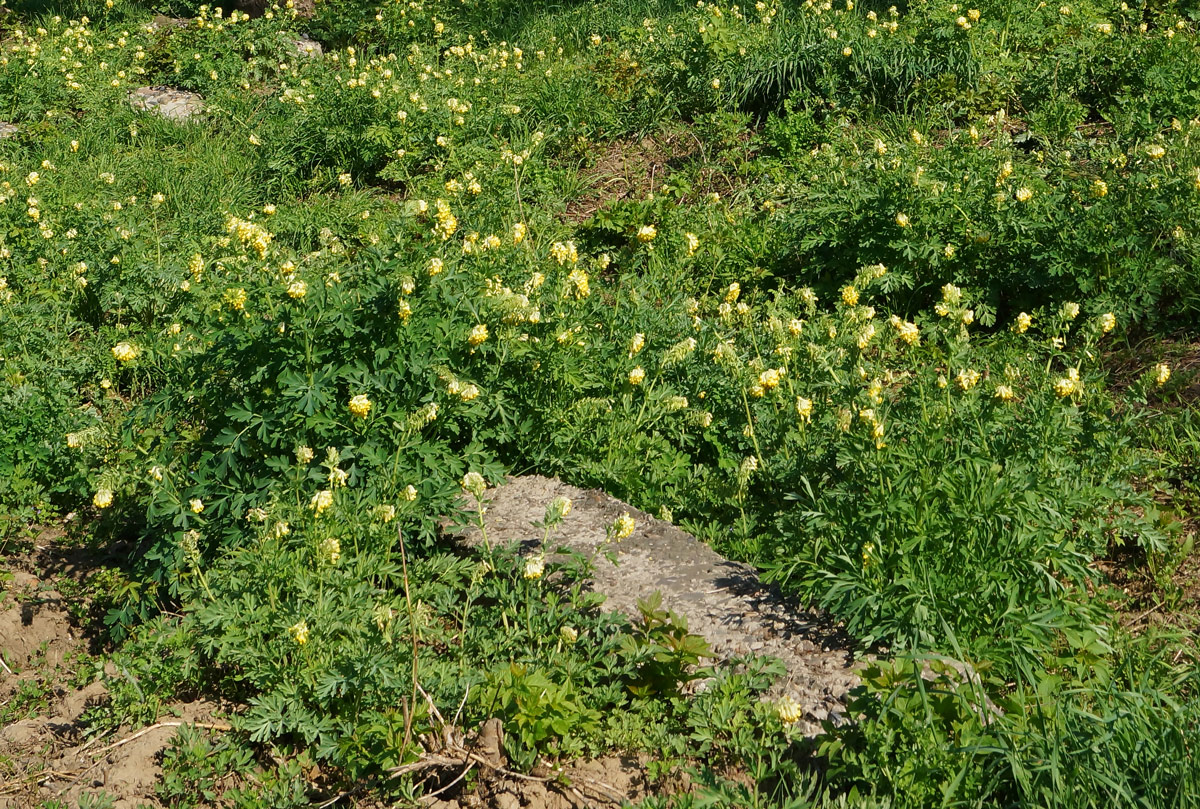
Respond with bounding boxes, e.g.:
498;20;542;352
455;475;861;736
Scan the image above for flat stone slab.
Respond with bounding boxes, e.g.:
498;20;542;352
456;475;860;735
129;86;204;122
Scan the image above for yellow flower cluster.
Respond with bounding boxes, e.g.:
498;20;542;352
433;199;458;240
612;513;636;540
111;341;139;362
1155;363;1171;386
1054;368;1081;397
289;620;310;645
566;267;590;298
311;488;334;515
795;396;813;423
226;216;272;258
889;315;920;345
318;537;341;565
776;695;803;725
523;554;545;580
348;394;372;418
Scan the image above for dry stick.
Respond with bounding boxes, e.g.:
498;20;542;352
416;759;477;803
0;769;79;795
88;720;232;757
0;655;13;676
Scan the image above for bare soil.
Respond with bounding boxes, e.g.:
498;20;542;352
0;531;224;809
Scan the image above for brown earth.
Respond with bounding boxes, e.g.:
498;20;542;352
0;531;227;809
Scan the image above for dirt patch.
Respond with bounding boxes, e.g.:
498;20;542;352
422;754;660;809
0;581;78;677
562;132;700;223
0;694;224;809
454;475;861;736
1;527;228;808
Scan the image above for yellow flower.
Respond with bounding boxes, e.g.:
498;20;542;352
93;488;114;509
895;211;910;227
567;267;590;298
1054;376;1077;397
551;240;579;265
468;323;489;346
249;133;262;146
1146;144;1166;160
559;625;578;643
725;282;741;303
1155;363;1171;386
1014;312;1032;333
111;341;139;362
841;285;859;306
629;333;646;357
1099;312;1116;333
629;367;646;385
287;279;308;299
796;396;813;422
318;537;341;565
338;172;352;186
994;384;1015;401
1091;179;1108;198
512;222;527;244
462;471;486;497
956;368;981;391
523;554;545;580
758;368;782;389
892;316;920;345
1015;187;1033;202
311;489;334;515
685;232;699;255
637;224;657;243
1061;301;1080;320
190;498;204;514
349;394;372;418
288;620;310;645
776;695;803;725
612;513;635;540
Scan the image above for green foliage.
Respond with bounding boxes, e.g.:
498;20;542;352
619;592;715;698
2;0;1199;805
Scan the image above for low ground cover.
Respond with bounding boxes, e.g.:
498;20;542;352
1;0;1198;805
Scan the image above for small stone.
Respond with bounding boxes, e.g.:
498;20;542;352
129;87;204;122
293;35;323;57
494;792;521;809
0;122;17;138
